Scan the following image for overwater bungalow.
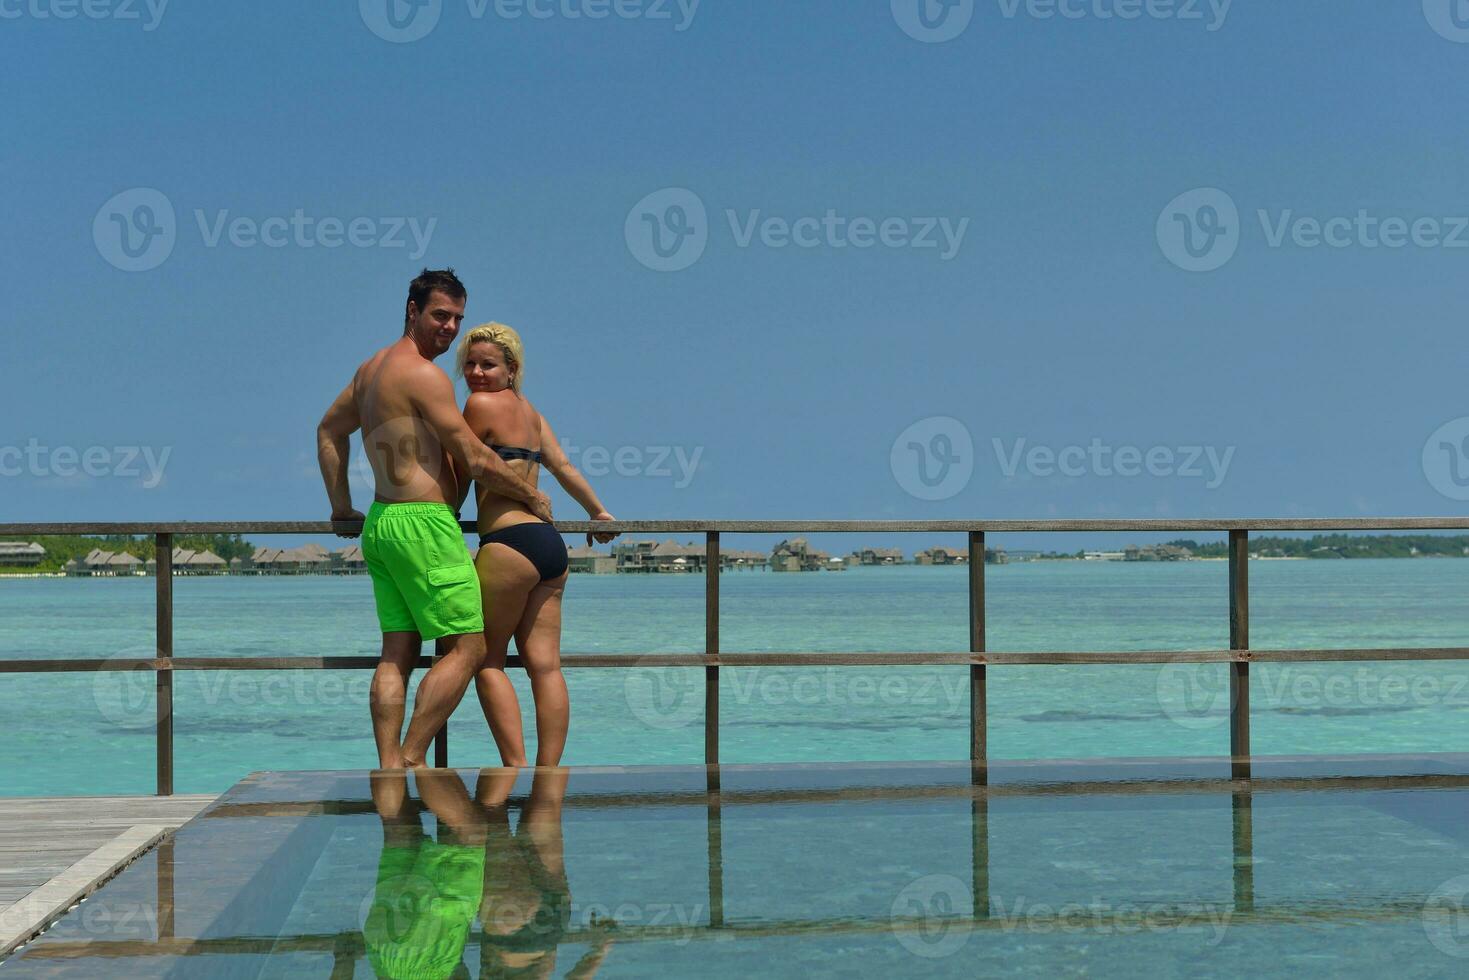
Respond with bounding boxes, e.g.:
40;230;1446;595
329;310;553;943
847;547;905;567
566;545;617;574
146;549;228;576
331;545;368;574
1123;544;1193;562
75;548;144;577
771;538;843;571
914;546;970;566
0;542;45;567
245;545;333;576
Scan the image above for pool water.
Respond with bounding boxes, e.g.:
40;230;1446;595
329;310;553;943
6;757;1469;977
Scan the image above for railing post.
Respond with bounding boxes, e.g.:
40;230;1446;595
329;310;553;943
155;533;174;796
1228;529;1250;779
432;638;449;768
705;531;720;773
968;531;987;772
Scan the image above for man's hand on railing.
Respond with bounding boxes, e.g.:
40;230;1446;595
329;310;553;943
330;509;366;539
529;491;554;524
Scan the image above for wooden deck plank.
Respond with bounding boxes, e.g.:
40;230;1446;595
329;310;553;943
0;795;215;928
0;826;173;957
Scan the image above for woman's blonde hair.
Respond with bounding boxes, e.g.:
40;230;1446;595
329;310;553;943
456;322;525;393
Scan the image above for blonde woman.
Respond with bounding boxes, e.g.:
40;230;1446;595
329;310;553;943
454;323;616;767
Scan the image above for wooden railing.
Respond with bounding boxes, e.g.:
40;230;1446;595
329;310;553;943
3;517;1469;795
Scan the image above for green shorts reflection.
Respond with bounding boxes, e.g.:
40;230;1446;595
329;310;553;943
363;768;606;980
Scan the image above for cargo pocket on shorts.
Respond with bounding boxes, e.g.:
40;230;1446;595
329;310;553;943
427;563;480;628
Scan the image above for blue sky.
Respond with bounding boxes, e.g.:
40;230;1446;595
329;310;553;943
3;0;1468;554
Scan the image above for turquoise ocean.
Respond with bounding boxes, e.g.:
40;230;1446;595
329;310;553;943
4;559;1469;796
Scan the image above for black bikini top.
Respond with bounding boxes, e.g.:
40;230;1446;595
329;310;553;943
491;444;543;464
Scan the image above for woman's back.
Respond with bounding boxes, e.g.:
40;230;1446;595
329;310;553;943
465;389;544;532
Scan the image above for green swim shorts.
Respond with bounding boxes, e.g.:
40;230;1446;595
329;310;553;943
362;502;484;640
366;837;486;979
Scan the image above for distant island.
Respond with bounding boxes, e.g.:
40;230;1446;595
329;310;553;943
2;533;1468;577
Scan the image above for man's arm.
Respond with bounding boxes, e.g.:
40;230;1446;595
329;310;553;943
317;381;363;531
408;368;552;522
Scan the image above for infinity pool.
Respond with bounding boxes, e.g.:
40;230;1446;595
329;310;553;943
6;756;1469;977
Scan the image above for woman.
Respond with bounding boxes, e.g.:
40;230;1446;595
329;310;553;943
455;323;616;768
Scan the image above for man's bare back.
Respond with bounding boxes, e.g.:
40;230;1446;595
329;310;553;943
353;340;460;506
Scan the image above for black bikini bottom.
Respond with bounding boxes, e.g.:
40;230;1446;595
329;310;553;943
479;523;569;582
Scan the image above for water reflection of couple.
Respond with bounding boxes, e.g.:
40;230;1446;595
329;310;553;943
366;769;611;979
317;269;615;770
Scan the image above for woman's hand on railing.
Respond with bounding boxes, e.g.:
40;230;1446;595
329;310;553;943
587;511;618;546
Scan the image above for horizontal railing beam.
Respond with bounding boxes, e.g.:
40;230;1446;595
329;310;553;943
197;770;1469;818
7;647;1469;673
4;517;1469;535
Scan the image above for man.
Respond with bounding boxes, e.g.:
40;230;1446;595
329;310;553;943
318;268;552;769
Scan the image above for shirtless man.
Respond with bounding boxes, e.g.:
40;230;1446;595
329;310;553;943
317;268;552;769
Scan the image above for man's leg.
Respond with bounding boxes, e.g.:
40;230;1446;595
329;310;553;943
400;631;486;767
373;632;422;768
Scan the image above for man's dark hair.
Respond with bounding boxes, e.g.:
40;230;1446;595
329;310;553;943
404;268;467;329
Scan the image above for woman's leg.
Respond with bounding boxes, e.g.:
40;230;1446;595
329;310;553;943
474;545;538;767
515;572;570;767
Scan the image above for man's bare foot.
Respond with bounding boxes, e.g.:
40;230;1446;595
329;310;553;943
401;756;426;769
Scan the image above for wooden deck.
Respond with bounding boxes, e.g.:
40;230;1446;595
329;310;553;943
0;795;215;954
